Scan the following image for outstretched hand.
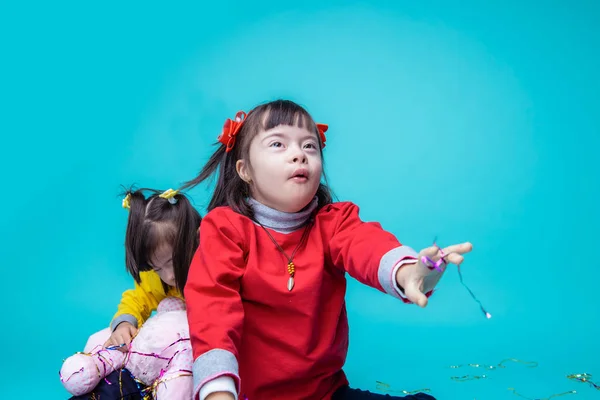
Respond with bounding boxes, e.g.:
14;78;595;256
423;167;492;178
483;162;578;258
395;242;473;307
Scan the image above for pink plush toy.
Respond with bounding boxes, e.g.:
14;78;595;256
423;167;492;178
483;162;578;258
60;297;193;399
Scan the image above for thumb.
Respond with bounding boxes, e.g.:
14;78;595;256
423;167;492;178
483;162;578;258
128;325;138;336
404;283;429;308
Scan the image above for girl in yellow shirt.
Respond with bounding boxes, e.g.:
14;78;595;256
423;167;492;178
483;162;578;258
103;187;202;350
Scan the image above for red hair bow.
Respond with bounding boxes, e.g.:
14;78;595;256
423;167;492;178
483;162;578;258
316;123;328;147
218;111;247;153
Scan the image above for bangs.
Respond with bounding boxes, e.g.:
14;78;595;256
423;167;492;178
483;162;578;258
234;100;322;153
138;221;176;270
260;101;317;133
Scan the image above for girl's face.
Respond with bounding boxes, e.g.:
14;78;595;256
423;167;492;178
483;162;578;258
236;124;323;213
148;243;175;287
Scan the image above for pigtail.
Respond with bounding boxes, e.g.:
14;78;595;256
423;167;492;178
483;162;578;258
170;194;202;293
123;188;148;284
179;144;226;195
180;137;254;216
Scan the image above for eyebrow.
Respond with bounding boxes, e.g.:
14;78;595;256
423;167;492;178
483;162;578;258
262;131;317;143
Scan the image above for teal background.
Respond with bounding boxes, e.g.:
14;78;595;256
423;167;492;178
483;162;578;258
1;0;598;398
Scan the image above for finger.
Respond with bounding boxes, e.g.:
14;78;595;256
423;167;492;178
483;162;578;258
116;335;130;352
128;325;138;337
404;283;429;308
419;245;448;272
443;253;464;266
110;334;128;351
114;334;125;345
105;338;122;350
418;246;439;268
440;242;473;256
122;333;132;345
419;245;440;259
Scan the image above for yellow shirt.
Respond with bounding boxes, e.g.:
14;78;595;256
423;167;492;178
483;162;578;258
110;270;183;330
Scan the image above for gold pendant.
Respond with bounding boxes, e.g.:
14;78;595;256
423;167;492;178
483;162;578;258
287;261;296;291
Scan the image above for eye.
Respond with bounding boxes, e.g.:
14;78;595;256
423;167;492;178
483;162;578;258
270;141;283;148
304;142;317;149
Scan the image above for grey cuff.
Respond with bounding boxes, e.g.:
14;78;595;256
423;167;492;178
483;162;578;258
378;245;419;299
110;314;138;331
193;349;240;399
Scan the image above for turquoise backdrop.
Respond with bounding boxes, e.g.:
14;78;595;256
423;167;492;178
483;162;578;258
1;1;598;398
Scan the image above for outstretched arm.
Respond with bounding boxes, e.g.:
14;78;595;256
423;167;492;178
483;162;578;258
328;202;468;305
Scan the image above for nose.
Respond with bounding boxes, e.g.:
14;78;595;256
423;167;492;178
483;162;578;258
290;145;307;164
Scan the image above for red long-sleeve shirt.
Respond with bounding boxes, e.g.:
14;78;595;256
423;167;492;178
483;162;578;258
185;200;428;400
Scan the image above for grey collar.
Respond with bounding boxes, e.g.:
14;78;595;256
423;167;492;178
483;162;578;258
247;197;318;234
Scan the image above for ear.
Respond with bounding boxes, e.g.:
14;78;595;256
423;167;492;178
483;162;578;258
236;159;252;183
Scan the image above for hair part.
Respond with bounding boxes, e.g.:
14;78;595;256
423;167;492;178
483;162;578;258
122;186;202;294
180;99;335;218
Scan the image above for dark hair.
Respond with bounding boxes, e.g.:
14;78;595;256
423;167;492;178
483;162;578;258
121;187;202;294
180;99;334;218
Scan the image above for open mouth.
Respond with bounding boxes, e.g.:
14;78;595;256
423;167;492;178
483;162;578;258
290;169;309;182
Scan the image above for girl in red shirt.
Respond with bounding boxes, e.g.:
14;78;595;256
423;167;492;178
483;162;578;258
181;100;473;400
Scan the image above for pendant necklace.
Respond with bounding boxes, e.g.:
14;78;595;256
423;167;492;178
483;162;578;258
256;219;313;291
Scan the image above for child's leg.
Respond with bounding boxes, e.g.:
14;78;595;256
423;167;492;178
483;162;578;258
332;386;436;400
68;368;144;400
